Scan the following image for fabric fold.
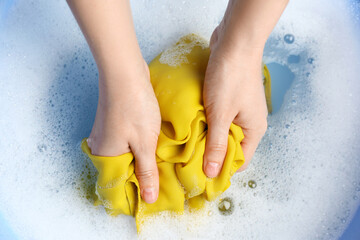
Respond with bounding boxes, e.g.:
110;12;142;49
81;34;271;229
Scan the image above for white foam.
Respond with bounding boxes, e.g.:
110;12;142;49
159;34;208;66
0;0;359;239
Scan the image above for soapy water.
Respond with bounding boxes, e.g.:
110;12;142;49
0;0;360;239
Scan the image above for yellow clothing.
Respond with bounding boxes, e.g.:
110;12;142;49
81;34;271;229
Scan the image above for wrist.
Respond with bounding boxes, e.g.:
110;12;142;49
211;22;265;65
211;36;264;68
214;0;285;58
220;21;267;51
97;59;149;107
97;51;145;80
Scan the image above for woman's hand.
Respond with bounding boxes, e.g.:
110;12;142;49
203;0;288;177
203;25;268;177
87;61;161;204
67;0;161;203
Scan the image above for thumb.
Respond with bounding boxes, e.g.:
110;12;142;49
131;141;159;204
204;117;231;178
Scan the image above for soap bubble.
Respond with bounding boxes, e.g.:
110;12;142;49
0;0;360;240
248;180;257;189
37;144;47;153
218;197;234;216
284;34;295;44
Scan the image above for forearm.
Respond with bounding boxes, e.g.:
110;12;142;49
218;0;288;56
66;0;144;99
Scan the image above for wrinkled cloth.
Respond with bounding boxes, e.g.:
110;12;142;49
81;34;271;229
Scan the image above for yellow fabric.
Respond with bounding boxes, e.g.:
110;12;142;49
263;64;273;113
81;34;271;229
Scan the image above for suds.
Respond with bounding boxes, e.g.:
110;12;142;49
0;0;359;239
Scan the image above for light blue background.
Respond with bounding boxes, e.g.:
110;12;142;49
0;214;17;240
0;0;359;239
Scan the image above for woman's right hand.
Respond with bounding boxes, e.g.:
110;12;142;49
87;60;161;204
67;0;161;204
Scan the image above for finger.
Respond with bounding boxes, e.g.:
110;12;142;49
237;128;265;172
86;137;92;148
131;139;159;204
209;26;220;50
204;118;231;178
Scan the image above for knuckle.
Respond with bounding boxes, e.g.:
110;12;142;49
131;142;146;155
207;110;231;125
131;140;157;156
207;143;227;158
131;132;159;152
144;132;159;147
135;169;155;183
253;119;267;135
210;143;227;153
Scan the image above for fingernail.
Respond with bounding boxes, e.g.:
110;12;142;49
143;187;156;204
206;162;219;178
